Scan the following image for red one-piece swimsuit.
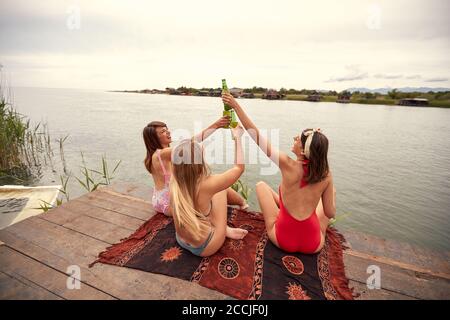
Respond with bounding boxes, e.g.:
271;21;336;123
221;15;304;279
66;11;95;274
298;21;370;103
275;160;322;254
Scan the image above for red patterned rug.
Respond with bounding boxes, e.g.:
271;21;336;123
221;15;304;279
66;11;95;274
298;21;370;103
90;208;355;300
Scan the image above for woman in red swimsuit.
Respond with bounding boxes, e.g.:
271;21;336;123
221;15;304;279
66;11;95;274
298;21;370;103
222;94;336;254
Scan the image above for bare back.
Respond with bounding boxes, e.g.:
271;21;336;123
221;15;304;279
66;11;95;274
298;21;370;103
173;178;216;247
280;158;333;220
151;149;172;190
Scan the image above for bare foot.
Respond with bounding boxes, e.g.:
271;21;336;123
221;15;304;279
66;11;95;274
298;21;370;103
226;226;248;240
239;201;249;211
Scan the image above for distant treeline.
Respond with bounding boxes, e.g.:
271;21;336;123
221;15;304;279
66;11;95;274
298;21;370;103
164;86;450;100
117;86;450;107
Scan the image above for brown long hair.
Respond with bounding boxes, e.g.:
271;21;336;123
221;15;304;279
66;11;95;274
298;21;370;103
301;128;329;184
143;121;167;173
170;139;211;241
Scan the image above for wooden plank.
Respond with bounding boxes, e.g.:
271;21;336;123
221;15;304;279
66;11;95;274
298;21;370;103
2;180;448;300
343;230;450;278
36;205;81;226
39;199;143;233
99;182;153;202
345;250;450;281
97;187;152;206
0;217;228;300
51;214;133;245
75;192;154;221
0;271;62;300
343;253;450;300
349;280;416;300
63;199;144;230
0;246;114;300
89;190;155;217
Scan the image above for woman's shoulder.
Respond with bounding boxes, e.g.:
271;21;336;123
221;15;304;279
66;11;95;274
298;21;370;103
325;170;333;182
280;158;302;181
198;175;214;193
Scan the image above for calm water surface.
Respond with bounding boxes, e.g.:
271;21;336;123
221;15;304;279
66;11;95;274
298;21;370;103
11;87;450;251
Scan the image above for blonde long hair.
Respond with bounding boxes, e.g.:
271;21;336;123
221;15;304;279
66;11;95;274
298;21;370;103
170;139;211;241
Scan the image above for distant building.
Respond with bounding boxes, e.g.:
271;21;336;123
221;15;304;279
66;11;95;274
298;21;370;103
230;88;243;98
337;92;351;103
262;89;282;100
209;89;222;97
241;92;255;99
398;98;428;106
197;91;209;96
166;88;180;95
306;94;322;102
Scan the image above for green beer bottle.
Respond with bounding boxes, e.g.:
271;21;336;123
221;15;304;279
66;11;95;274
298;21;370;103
222;79;238;128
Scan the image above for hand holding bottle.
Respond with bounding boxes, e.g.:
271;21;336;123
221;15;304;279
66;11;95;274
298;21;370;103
222;93;241;111
213;116;231;129
221;79;238;128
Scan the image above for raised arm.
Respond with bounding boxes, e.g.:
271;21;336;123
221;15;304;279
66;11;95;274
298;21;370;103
193;116;230;143
159;116;230;162
222;93;291;169
203;125;245;195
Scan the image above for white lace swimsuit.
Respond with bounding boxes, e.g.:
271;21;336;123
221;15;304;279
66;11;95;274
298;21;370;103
151;150;171;215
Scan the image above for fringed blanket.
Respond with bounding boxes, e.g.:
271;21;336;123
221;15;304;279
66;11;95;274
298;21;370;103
90;208;355;300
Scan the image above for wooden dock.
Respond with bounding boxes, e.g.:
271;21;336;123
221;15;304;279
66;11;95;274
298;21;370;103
1;182;449;300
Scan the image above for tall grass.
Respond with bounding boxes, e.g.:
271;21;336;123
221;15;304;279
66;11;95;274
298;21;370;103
37;155;122;212
0;86;53;184
75;152;121;193
0;83;122;212
231;179;251;201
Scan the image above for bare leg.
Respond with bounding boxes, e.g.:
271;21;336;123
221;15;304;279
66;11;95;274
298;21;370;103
226;188;249;210
268;185;280;207
224;189;248;237
255;181;280;247
202;190;247;257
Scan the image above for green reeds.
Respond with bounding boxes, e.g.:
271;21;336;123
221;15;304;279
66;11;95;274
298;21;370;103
0;87;53;184
37;155;121;212
328;212;352;227
231;179;251;201
56;134;69;174
75;152;121;193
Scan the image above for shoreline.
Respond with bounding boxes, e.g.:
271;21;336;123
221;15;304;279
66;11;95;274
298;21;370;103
109;90;450;109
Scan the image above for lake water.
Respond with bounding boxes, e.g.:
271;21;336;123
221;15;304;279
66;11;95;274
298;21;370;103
10;87;450;252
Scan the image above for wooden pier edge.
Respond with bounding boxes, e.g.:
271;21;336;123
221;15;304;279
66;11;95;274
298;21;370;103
0;181;449;300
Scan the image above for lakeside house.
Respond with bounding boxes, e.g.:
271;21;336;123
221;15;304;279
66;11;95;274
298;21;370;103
306;94;322;102
241;92;255;99
150;89;166;94
210;89;222;97
337;92;351;103
196;90;210;96
195;89;222;97
165;88;181;95
138;89;165;94
229;88;243;98
262;89;283;100
398;98;429;106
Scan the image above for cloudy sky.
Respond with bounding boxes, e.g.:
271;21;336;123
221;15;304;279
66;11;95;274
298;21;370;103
1;0;449;90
